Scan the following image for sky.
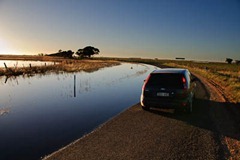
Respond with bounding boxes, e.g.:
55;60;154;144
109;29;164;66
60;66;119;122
0;0;239;61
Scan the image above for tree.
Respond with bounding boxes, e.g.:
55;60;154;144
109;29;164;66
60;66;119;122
226;58;233;64
38;53;44;56
76;46;100;58
236;60;240;65
48;50;74;58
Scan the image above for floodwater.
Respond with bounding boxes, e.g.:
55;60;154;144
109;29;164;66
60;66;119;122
0;60;55;68
0;63;158;160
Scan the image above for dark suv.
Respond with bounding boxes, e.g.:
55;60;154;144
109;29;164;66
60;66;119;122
140;68;196;113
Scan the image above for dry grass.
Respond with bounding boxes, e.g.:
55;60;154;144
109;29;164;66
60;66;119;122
0;55;65;62
57;60;120;72
163;62;240;103
0;55;120;77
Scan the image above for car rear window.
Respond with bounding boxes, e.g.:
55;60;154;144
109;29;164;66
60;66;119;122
146;73;184;89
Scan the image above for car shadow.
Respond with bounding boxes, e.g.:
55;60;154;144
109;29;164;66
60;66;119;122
156;74;239;141
148;98;240;141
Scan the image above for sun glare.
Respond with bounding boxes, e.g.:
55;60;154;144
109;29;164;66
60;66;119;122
0;39;22;55
0;48;22;55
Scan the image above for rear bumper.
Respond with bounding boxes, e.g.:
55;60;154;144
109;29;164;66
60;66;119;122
140;95;188;109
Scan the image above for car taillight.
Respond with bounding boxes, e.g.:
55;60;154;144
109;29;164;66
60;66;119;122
182;76;187;89
182;76;186;83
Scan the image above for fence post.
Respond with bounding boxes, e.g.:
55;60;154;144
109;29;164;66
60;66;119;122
4;63;8;69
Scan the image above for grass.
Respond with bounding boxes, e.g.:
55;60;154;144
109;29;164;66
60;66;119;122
0;55;120;77
159;61;240;103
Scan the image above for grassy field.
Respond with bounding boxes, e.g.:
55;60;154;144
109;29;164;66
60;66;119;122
162;61;240;103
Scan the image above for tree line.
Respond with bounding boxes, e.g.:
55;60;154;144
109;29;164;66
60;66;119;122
226;58;240;64
48;46;100;58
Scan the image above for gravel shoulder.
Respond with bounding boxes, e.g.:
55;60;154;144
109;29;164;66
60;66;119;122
194;73;240;159
43;73;240;160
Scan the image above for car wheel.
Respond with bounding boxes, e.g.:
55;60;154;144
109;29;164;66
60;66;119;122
142;105;150;111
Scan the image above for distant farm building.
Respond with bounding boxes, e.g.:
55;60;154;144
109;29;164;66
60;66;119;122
175;57;185;60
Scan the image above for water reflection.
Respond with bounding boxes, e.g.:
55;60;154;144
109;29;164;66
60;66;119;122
0;60;55;68
0;107;10;116
0;63;158;160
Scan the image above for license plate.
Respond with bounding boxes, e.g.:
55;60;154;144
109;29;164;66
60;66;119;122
157;92;169;97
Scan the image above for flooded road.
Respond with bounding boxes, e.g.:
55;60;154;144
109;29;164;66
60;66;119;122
0;63;158;160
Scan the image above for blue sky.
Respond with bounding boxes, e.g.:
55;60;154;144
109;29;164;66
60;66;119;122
0;0;239;61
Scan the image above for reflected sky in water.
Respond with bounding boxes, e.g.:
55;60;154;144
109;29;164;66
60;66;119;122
0;60;55;68
0;63;158;160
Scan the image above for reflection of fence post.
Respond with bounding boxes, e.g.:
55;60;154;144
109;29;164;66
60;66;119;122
74;75;76;97
4;76;9;83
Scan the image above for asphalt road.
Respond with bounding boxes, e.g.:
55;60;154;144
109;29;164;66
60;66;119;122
44;76;239;160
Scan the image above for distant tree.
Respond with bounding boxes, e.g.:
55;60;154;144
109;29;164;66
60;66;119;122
76;46;100;58
58;49;62;53
48;50;74;58
236;60;240;65
226;58;233;64
38;53;44;56
65;50;74;57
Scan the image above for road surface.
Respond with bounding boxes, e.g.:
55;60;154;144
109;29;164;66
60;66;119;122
43;74;240;160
